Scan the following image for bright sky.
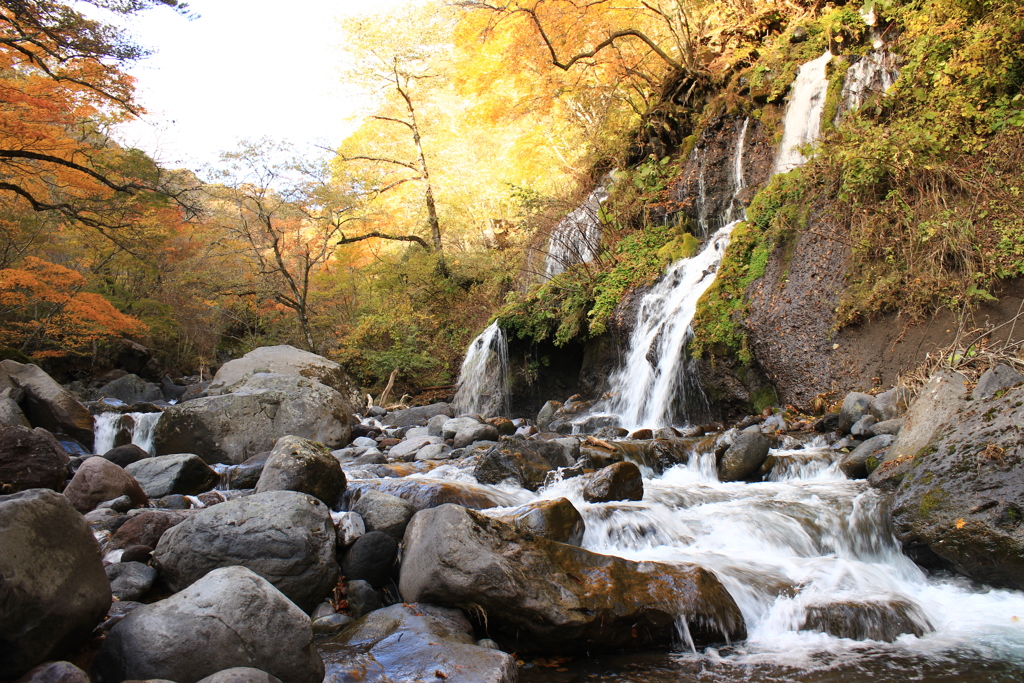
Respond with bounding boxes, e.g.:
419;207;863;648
114;0;408;174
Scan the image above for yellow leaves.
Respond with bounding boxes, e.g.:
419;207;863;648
955;518;966;529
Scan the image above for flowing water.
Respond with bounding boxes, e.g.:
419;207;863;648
774;51;833;175
452;321;510;418
835;49;900;126
544;185;608;279
92;411;162;455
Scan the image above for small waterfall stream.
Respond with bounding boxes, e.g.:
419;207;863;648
92;411;162;455
543;185;608;278
774;50;833;174
452;321;510;418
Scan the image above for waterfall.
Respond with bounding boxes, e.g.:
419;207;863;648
92;411;162;455
722;116;750;225
834;50;899;125
452;321;510;418
603;223;737;429
544;185;608;279
774;50;833;174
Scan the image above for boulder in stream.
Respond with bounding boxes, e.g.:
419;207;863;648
583;461;644;502
125;453;219;498
0;425;69;493
499;496;586;545
474;437;577;490
62;456;148;513
255;435;346;507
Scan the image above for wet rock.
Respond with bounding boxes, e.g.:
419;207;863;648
500;497;586;545
196;668;284;683
153;490;338;612
342;531;398;589
102;443;151;468
583;461;644;503
536;400;562;432
97;566;324;683
838;392;874;434
312;613;354;637
225;451;270;489
870;418;904;436
348;478;518;511
106;561;157;601
126;453;219;498
0;360;94;448
98;374;163;406
153;373;352;464
63;456;148;513
348;489;417;541
386;435;442;461
972;363;1024;401
839;434;895;479
474;438;577;491
801;599;932;641
813;413;840;433
334;510;365;549
869;386;912;421
381;402;453;428
890;383;1024;589
849;414;877;438
13;661;90;683
400;504;746;653
0;425;69;493
209;344;357;402
255;435;346;508
0;489;111;679
319;603;517;683
346;579;383;618
108;510;187;550
717;431;770;482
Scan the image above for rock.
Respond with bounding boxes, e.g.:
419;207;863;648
427;413;448;436
801;599;932;641
838;392;874;434
414;443;452;461
536;401;562;432
0;425;69;493
441;416;480;440
972;363;1024;401
869;386;912;421
348;477;520;511
583;461;644;503
108;510;187;550
13;661;90;683
869;371;969;490
196;668;284;683
209;345;357;401
404;426;431;439
348;489;417;542
454;422;500;448
717;431;770;482
351;436;378;449
839;434;895;479
386;435;443;462
381;402;453;428
97;566;324;683
98;374;163;405
849;414;877;438
333;510;365;548
889;383;1024;589
102;443;150;468
400;504;746;652
500;497;586;545
0;361;94;447
120;545;153;563
870;418;904;436
224;451;270;489
161;376;189;403
346;579;383;618
0;489;111;679
312;613;354;637
474;438;577;491
126;453;219;498
255;435;346;507
813;413;840;433
63;456;148;513
342;530;398;589
106;561;158;601
487;417;516;436
0;395;30;428
153;373;352;464
319;603;517;683
153;490;339;612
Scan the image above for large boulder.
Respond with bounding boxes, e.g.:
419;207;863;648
0;489;111;679
108;510;188;550
499;497;586;545
96;566;324;683
381;402;453;428
348;477;521;511
320;603;517;683
0;394;30;428
583;461;644;503
717;430;770;482
62;456;148;513
347;488;417;541
255;435;346;507
0;425;69;493
0;361;93;447
125;453;219;498
400;504;746;653
152;373;352;464
209;345;357;402
98;374;163;405
474;438;578;491
153;490;338;612
889;383;1024;589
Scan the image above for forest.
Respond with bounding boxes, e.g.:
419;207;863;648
2;0;1022;401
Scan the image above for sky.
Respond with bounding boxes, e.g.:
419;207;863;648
113;0;409;174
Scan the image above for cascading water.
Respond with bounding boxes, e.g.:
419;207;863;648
721;117;749;225
452;321;510;418
92;411;162;455
543;185;608;279
835;49;900;125
774;50;833;175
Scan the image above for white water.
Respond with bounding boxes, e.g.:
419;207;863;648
601;223;737;429
544;185;608;278
721;117;749;225
452;321;510;418
483;441;1024;678
92;411;162;455
835;50;899;125
774;50;833;174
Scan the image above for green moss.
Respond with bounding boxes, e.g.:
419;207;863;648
820;56;849;133
865;455;880;474
919;487;946;515
751;386;779;414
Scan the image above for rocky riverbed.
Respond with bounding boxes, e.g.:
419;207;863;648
3;346;1024;682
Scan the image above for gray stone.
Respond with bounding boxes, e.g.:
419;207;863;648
153;373;351;464
400;504;746;652
98;374;163;406
196;668;284;683
0;425;69;493
414;443;452;460
109;510;187;550
13;661;90;683
441;416;481;440
381;402;453;428
427;413;448;436
97;566;324;683
102;443;150;469
0;489;111;679
838;392;874;434
224;451;269;489
153;490;338;613
311;613;354;637
255;435;346;507
334;510;365;548
126;453;219;498
536;400;562;432
972;363;1024;401
209;345;357;403
404;426;431;438
850;414;878;438
386;435;442;461
349;489;417;541
106;561;157;601
0;395;29;428
352;436;378;449
0;361;94;447
63;456;148;513
342;531;398;589
869;386;913;421
839;434;895;479
583;461;644;503
453;422;500;448
870;418;904;436
717;431;770;482
346;579;382;618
